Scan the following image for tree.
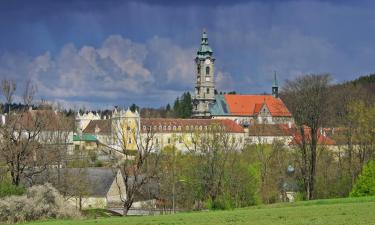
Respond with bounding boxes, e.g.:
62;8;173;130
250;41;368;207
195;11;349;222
22;80;37;106
350;161;375;197
110;116;160;216
282;74;331;200
0;82;55;186
183;124;241;205
1;79;16;113
130;103;139;113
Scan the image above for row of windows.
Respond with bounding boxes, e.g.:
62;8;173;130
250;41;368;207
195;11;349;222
152;135;243;145
197;76;211;82
197;66;210;75
196;87;211;95
142;125;226;132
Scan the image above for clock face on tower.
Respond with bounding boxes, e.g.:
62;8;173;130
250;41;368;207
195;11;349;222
204;58;211;65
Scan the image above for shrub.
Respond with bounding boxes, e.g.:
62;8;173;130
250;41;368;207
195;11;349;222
350;161;375;197
0;181;26;198
0;183;80;223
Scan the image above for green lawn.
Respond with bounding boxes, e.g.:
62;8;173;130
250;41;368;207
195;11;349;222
24;196;375;225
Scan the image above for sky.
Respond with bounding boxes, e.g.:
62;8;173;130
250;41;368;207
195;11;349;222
0;0;375;109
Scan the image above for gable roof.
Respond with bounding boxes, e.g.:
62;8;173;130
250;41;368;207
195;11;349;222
23;168;118;197
224;94;291;117
83;119;111;135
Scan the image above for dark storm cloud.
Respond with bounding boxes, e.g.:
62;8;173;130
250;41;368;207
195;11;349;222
0;0;375;108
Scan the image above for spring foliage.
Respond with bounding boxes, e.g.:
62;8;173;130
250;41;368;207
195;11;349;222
0;183;80;223
350;161;375;197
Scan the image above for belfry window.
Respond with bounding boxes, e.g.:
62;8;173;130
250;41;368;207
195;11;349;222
206;66;210;75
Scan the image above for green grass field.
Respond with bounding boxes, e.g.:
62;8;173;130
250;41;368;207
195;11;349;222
24;196;375;225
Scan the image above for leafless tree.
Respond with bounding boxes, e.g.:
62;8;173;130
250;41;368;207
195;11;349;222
23;80;37;106
282;74;331;200
109;115;160;216
1;79;16;113
0;110;51;185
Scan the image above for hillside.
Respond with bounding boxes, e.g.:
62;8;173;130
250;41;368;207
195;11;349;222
24;196;375;225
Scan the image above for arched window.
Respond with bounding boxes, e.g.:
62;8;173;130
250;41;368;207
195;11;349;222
197;65;201;74
206;66;210;75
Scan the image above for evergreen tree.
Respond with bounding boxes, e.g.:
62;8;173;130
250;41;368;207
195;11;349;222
130;103;139;113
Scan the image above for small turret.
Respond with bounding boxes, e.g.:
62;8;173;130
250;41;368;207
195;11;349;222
272;72;279;98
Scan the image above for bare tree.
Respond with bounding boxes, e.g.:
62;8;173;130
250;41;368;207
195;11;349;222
282;74;331;200
0;83;53;186
109;115;160;216
23;80;37;106
0;110;50;185
1;79;16;113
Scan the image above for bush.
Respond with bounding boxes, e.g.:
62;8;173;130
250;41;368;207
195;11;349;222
0;181;26;198
350;161;375;197
0;183;80;223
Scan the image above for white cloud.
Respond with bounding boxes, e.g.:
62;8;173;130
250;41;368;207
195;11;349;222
0;35;219;108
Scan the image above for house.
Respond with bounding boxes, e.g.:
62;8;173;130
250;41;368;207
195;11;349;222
25;167;161;213
76;108;246;153
210;94;293;126
247;124;293;145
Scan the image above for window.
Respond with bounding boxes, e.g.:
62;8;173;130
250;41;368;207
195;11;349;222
168;138;171;144
206;88;209;94
173;126;176;131
205;76;210;81
168;126;171;131
128;138;132;144
206;66;210;75
155;138;159;144
197;65;201;74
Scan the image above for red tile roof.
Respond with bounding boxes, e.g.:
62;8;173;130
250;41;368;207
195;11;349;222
224;94;292;117
287;126;336;146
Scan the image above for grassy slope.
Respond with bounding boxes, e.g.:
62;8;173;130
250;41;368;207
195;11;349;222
25;196;375;225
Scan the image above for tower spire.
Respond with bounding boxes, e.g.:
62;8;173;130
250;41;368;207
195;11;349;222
196;29;213;60
192;30;216;118
272;71;279;98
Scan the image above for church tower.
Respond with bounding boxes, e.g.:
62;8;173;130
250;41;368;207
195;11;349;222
192;30;216;118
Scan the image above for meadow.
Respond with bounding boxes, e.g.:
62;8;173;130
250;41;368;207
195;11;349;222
24;196;375;225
